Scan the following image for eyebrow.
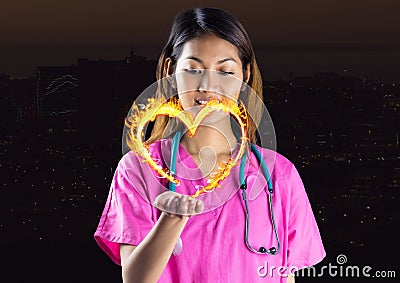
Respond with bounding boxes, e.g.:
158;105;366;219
185;56;237;64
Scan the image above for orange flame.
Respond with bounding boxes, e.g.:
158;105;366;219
125;97;248;198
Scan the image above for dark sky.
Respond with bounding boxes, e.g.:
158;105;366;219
1;0;400;80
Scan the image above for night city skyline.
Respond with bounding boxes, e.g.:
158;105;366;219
1;52;398;282
1;1;399;283
1;0;400;81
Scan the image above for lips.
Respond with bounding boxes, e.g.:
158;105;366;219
194;96;220;106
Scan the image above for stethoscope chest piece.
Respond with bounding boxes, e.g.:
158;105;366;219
239;145;281;256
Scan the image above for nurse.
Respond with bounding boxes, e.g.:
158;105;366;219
94;7;326;283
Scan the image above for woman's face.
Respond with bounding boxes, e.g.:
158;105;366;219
168;35;249;118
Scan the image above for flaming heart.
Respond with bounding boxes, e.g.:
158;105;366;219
125;97;248;198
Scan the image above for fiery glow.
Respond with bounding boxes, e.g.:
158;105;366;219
125;97;248;198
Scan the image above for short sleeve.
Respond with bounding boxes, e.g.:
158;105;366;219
285;163;326;270
94;154;157;265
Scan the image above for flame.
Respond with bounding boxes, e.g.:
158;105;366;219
125;97;248;198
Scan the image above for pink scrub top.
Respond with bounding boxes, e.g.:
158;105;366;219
94;139;326;282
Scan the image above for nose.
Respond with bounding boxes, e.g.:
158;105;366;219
198;70;219;93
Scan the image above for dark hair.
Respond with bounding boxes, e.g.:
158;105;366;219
160;8;251;75
147;7;263;144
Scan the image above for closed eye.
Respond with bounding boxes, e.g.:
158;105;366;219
218;71;234;76
184;68;203;75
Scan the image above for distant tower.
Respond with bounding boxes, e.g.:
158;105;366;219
126;43;135;64
362;76;368;88
130;44;135;58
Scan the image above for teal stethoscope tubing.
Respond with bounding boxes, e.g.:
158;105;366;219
169;131;281;255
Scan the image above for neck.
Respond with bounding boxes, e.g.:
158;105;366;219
180;120;238;156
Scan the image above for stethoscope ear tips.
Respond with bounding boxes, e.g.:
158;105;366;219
259;247;267;253
259;246;277;255
268;247;277;255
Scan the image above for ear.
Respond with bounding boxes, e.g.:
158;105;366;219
244;64;251;84
241;64;251;91
164;58;173;76
164;58;177;89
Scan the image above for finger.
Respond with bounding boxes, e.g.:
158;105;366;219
176;195;188;215
154;191;175;208
154;194;167;208
164;195;179;213
187;198;196;215
194;200;204;214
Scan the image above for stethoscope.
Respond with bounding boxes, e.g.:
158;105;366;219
168;131;281;256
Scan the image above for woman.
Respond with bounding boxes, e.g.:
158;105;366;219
94;7;326;283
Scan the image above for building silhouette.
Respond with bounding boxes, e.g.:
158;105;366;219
35;50;157;141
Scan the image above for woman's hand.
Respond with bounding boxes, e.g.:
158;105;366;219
122;192;201;283
154;191;204;216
